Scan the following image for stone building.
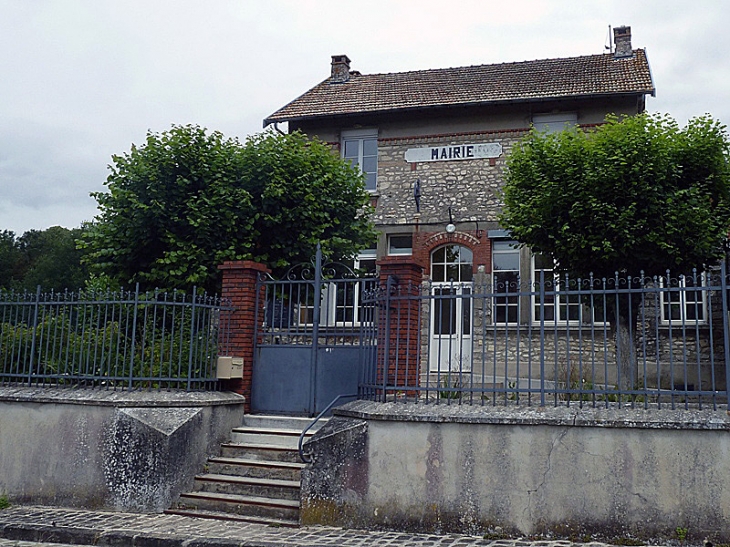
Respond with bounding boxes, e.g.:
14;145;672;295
261;28;723;394
264;26;653;292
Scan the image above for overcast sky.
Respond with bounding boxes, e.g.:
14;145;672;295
1;0;728;236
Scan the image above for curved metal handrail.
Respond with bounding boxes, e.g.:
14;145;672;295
298;393;358;463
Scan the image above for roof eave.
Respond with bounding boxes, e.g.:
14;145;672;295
264;88;656;127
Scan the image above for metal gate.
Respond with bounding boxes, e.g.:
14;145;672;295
251;246;377;416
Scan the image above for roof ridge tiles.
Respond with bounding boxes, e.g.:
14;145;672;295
356;50;642;80
264;49;654;126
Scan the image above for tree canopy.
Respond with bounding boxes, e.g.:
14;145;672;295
0;226;89;292
500;113;730;279
80;125;376;294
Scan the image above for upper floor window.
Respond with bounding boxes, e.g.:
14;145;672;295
342;129;378;192
532;113;577;134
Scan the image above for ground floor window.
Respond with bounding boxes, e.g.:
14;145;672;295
660;272;707;325
492;240;520;323
532;253;582;324
387;234;413;256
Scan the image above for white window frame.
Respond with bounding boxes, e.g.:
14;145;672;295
320;249;377;327
492;240;520;324
531;254;585;326
659;273;708;326
387;234;413;256
342;129;378;192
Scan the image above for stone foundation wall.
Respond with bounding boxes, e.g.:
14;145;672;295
0;387;244;512
302;400;730;542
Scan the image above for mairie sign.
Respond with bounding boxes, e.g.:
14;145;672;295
404;142;502;163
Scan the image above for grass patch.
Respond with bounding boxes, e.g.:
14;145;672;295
611;537;644;546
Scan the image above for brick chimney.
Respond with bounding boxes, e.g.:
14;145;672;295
613;26;633;59
331;55;351;83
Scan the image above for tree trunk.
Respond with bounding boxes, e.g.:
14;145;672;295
608;301;639;392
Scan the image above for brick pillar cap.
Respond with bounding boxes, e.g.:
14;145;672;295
218;260;271;273
376;256;422;266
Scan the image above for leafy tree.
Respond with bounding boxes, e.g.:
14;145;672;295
0;231;23;289
0;227;88;291
500;113;730;388
80;125;375;294
17;226;89;291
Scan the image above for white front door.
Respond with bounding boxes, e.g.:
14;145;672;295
429;245;473;373
430;284;472;372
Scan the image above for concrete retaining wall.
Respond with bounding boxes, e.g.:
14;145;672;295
0;387;244;512
302;400;730;542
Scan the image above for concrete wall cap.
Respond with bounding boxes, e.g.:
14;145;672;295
334;399;730;430
0;386;245;408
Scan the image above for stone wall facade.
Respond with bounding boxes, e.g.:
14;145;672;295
302;401;730;541
374;129;526;230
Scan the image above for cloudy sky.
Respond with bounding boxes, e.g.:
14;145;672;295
1;0;729;236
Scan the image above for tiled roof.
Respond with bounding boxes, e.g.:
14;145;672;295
264;50;654;125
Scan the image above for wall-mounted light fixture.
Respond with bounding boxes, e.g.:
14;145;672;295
446;206;456;233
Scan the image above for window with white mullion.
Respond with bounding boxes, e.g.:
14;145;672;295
492;240;520;324
660;272;707;325
342;130;378;191
532;253;583;325
295;249;377;327
333;249;377;326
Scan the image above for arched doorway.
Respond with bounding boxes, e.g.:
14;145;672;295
429;244;473;372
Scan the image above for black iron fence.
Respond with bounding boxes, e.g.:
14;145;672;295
0;285;232;390
362;266;730;410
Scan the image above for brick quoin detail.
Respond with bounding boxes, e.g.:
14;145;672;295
219;260;270;412
377;257;423;396
412;230;491;274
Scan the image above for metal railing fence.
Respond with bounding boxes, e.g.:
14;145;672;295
361;265;730;410
0;284;232;390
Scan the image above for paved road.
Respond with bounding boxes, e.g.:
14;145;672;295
0;505;671;547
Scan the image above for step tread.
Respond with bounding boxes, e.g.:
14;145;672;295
221;441;300;451
208;456;305;469
233;426;315;436
179;490;300;509
165;508;298;528
197;473;300;489
244;415;329;424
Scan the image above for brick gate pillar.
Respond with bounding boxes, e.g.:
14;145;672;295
218;260;270;412
376;257;424;399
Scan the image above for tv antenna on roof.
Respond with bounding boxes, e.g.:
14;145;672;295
605;24;613;53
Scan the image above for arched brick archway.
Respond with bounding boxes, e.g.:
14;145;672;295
414;230;483;282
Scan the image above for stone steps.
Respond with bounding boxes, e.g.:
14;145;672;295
193;473;301;500
164;507;300;528
167;414;325;527
206;456;304;481
175;491;300;521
